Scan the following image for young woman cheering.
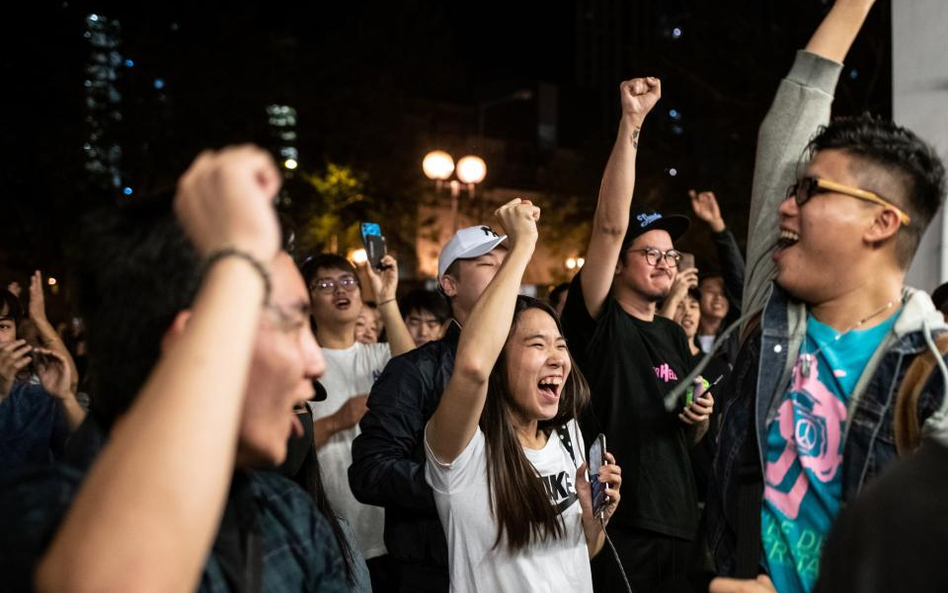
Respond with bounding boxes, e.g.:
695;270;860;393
425;198;622;593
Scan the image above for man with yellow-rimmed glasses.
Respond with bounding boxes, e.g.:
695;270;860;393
706;1;948;592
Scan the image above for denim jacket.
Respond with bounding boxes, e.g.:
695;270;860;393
704;49;948;576
707;283;948;576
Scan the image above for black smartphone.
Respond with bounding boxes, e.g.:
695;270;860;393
360;222;388;270
589;433;608;519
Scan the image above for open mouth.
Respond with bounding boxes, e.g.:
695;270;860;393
776;229;800;251
290;413;304;437
333;297;352;310
537;376;563;400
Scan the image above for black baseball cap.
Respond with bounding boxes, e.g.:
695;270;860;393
621;207;691;250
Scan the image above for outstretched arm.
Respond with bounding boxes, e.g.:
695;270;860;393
36;146;282;593
805;0;877;62
426;199;538;463
690;190;745;314
580;78;661;318
742;0;875;321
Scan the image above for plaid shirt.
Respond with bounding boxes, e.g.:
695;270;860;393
0;419;348;593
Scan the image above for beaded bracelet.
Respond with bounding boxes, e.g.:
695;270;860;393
203;248;272;305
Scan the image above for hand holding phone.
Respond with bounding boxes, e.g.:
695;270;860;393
589;434;608;519
679;252;695;271
360;222;388;270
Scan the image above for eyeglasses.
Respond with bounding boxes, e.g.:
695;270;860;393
263;302;311;333
628;247;682;268
786;176;911;226
311;275;359;294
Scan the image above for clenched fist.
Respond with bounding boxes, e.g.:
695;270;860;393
620;77;661;122
174;145;282;263
494;198;540;250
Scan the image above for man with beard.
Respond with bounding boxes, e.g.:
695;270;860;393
560;76;715;593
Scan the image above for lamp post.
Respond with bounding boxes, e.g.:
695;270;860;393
423;150;487;232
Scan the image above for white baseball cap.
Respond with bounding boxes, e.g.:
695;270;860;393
438;225;508;278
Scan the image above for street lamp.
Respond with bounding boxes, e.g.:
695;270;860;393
456;155;487;187
422;150;487;232
422;150;454;184
350;249;368;265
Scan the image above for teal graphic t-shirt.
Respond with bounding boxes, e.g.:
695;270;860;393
761;310;899;593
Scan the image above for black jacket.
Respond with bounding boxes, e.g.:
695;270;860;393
348;322;459;586
709;228;745;367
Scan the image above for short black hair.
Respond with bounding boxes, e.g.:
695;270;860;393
400;289;450;324
932;282;948;315
71;193;200;432
0;289;22;327
300;253;357;287
443;259;462;281
807;114;947;269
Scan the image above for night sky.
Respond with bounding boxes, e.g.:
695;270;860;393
2;0;892;304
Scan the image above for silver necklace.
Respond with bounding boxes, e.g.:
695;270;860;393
800;299;897;379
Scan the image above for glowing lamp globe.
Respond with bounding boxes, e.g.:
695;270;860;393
422;150;455;181
351;249;368;264
456;155;487;185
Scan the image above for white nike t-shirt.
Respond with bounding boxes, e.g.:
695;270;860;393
425;419;593;593
311;341;391;559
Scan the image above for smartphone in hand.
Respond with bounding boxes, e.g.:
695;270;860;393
589;433;608;519
360;222;388;270
679;252;695;270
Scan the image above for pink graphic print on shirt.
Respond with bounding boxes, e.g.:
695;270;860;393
764;355;847;520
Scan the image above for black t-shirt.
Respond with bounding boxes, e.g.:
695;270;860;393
561;272;699;539
813;438;948;593
687;350;731;504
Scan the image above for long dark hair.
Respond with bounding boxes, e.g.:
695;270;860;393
479;296;590;551
285;406;357;585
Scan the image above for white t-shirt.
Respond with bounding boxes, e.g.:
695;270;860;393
425;420;594;593
310;341;391;559
698;334;715;354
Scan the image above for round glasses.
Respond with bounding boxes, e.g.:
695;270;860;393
311;275;359;294
628;247;682;268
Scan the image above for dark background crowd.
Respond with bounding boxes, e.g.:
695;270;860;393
3;2;948;593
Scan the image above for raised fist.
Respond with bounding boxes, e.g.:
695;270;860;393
174;145;282;262
619;77;661;121
494;198;540;249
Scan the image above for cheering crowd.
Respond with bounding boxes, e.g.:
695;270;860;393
3;1;948;592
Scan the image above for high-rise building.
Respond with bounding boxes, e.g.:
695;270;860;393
267;104;299;170
83;13;124;191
